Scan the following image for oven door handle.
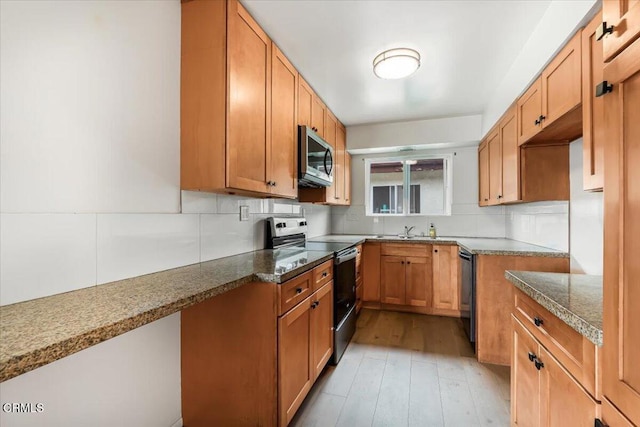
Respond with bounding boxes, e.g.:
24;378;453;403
336;248;357;264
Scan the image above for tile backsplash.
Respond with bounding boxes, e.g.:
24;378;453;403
0;192;330;306
504;201;569;252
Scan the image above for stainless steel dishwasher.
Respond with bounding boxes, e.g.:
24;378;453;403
459;248;476;349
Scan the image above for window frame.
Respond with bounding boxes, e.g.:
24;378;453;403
364;154;453;217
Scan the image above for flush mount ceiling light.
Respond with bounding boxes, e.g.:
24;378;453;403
373;48;421;79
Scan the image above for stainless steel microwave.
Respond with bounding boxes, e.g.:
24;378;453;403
298;125;333;188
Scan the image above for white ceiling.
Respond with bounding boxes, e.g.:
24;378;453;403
242;0;553;127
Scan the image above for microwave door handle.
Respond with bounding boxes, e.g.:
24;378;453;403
324;149;333;176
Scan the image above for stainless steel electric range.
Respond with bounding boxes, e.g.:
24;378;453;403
266;217;357;364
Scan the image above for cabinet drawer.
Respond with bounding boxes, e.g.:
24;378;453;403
279;270;314;315
381;243;430;257
514;289;599;399
312;260;333;292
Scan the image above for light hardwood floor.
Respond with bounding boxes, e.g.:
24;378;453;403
291;309;510;427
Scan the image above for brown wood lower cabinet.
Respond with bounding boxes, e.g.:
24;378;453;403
280;280;333;426
380;254;431;307
279;297;312;427
476;254;569;366
432;245;460;314
511;316;598;427
181;262;333;427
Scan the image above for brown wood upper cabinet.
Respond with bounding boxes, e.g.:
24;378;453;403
478;104;569;206
582;11;605;192
602;28;640;426
601;0;640;63
517;31;583;146
298;77;313;129
181;0;296;199
478;140;490;206
311;96;326;138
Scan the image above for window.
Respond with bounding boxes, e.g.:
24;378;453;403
365;155;452;216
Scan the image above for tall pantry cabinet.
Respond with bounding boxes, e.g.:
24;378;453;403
601;1;640;425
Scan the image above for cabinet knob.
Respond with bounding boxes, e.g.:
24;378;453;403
540;115;546;121
322;272;328;278
534;360;544;370
595;81;613;97
528;352;537;362
484;198;489;202
534;317;544;327
401;261;405;264
498;195;503;199
434;249;438;253
534;118;541;126
296;287;303;294
311;301;319;309
596;21;615;41
407;261;411;264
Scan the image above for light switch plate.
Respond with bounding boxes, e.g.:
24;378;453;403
239;205;249;221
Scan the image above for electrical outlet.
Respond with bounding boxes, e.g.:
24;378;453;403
239;205;249;221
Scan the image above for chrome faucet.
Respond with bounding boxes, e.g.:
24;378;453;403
404;226;415;236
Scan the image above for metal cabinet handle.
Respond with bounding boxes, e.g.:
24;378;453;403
596;21;614;41
535;360;544;370
401;261;405;264
322;272;328;278
407;261;411;264
296;287;303;294
434;249;438;253
311;301;319;309
534;317;544;327
528;352;537;362
596;81;613;97
534;118;541;125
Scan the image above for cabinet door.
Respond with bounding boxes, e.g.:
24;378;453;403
298;77;313;128
541;31;582;130
380;256;406;305
363;242;381;302
582;13;605;191
511;316;540;427
517;78;543;145
602;35;640;426
432;245;459;311
331;113;343;204
311;96;326;137
405;256;431;307
278;298;312;427
500;107;520;202
602;0;640;62
227;0;271;194
310;282;333;381
270;44;297;198
478;142;490;206
538;347;597;427
344;151;351;205
487;129;502;204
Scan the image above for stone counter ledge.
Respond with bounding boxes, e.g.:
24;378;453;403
0;250;334;382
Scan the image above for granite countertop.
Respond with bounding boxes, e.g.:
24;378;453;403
0;248;333;382
311;235;568;257
505;271;603;346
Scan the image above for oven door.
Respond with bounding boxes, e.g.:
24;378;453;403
334;247;356;325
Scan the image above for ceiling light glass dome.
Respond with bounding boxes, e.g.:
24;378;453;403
373;48;421;79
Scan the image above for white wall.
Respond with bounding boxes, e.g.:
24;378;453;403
334;146;506;237
0;2;330;426
347;115;482;153
568;139;603;274
482;0;598;136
